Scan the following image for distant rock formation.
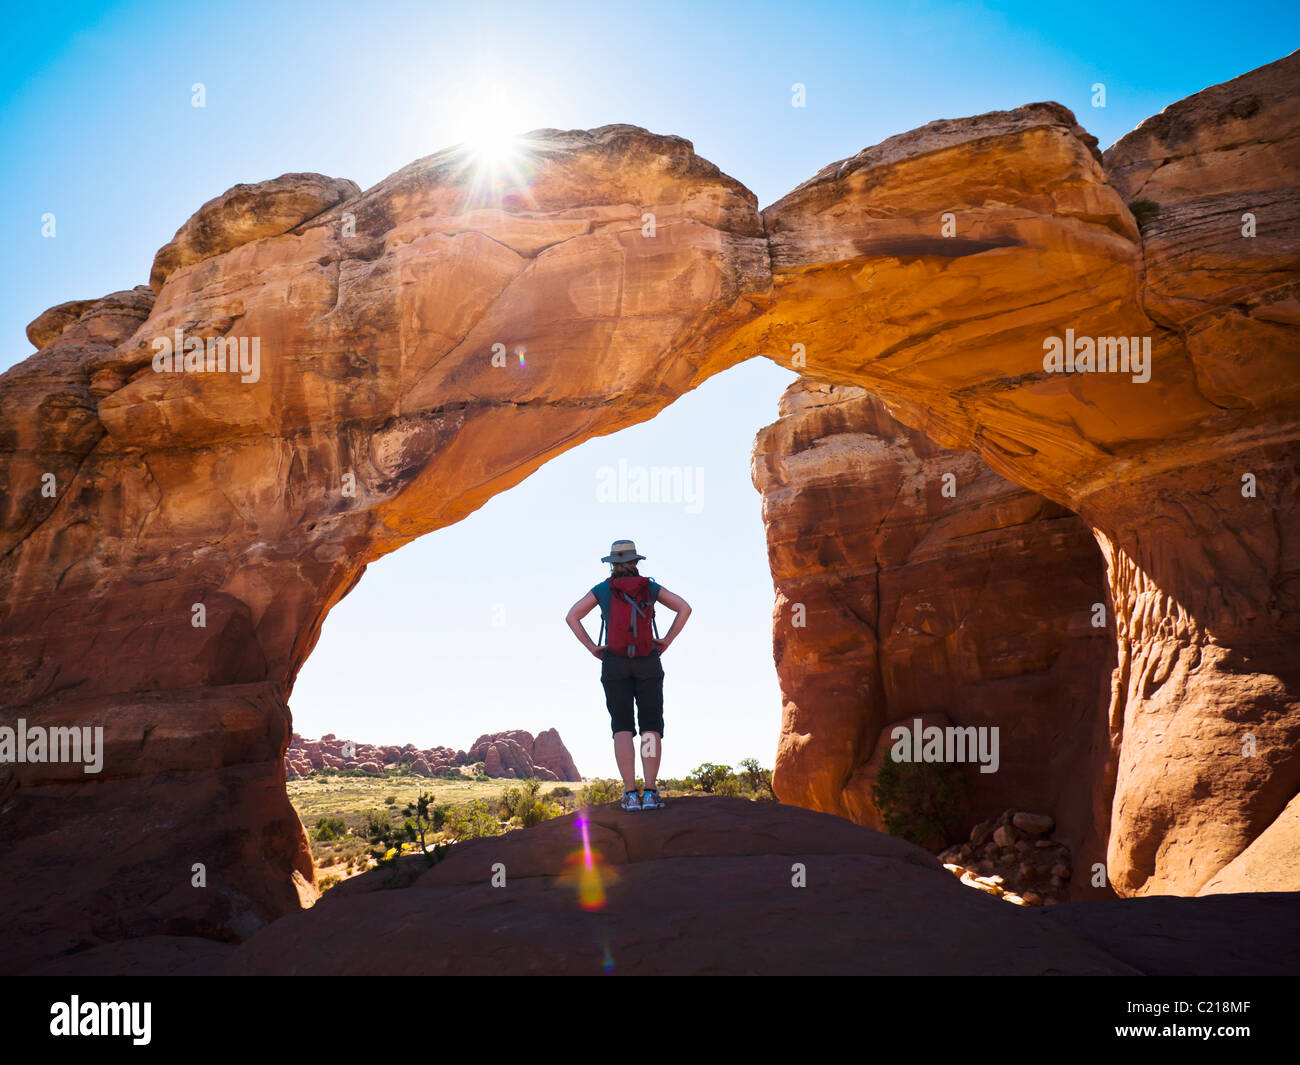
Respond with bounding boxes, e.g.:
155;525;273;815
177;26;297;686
284;728;580;782
467;729;582;782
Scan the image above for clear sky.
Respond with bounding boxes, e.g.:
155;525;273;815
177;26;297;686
4;1;1295;778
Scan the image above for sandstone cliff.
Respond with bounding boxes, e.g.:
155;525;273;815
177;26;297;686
752;380;1114;894
2;52;1296;971
723;51;1300;898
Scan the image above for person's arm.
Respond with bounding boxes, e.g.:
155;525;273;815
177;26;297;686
565;591;605;659
653;587;691;654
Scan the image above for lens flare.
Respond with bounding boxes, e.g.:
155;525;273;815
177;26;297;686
443;83;540;212
558;812;619;911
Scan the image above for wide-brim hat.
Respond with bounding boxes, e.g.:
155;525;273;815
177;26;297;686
601;539;646;564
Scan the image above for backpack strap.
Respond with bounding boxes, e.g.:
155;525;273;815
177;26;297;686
596;579;609;647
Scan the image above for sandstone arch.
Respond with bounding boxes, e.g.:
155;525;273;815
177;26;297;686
724;54;1300;900
1;53;1296;970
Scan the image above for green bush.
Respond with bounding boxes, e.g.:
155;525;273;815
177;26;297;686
314;816;348;841
491;779;558;826
688;763;733;793
871;756;967;850
442;799;502;840
363;808;393;842
737;757;773;797
715;777;741;797
318;873;342;891
384;795;397;806
576;778;623;806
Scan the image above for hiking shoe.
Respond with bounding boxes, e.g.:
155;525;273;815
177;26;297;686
641;788;665;810
620;790;642;812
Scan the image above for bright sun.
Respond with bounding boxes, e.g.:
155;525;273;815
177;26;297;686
442;80;541;208
458;84;525;166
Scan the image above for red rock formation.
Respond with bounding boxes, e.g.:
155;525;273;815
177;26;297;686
0;126;758;969
722;54;1300;896
533;728;581;781
753;381;1114;889
467;729;581;780
1;53;1296;972
149;174;360;292
284;726;579;782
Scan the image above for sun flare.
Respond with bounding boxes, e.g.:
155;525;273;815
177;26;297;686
446;82;539;207
457;84;526;166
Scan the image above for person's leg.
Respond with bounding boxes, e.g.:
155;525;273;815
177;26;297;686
601;655;638;793
613;731;637;793
640;731;662;789
632;652;666;790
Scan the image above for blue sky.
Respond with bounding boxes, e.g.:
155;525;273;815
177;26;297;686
3;1;1295;778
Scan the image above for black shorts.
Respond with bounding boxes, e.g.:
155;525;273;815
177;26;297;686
600;649;665;737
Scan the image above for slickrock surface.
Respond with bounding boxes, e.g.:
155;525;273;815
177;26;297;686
205;798;1139;975
1038;891;1300;976
2;53;1297;970
22;801;1299;976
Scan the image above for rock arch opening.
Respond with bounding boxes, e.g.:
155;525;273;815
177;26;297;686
286;354;794;789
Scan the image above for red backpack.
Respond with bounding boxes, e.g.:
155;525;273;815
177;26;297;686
599;576;660;658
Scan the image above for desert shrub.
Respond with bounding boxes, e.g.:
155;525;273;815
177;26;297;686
443;799;502;840
688;763;732;793
318;874;342;890
384;795;397;806
871;756;967;850
399;792;446;863
507;780;560;827
549;786;572;798
577;778;623;806
497;785;523;820
498;780;553;824
714;777;741;797
737;758;769;793
337;836;368;861
314;816;348;841
363;809;393;841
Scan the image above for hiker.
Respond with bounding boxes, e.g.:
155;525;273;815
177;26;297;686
564;539;691;812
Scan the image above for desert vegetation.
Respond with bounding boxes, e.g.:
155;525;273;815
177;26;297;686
291;758;778;889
